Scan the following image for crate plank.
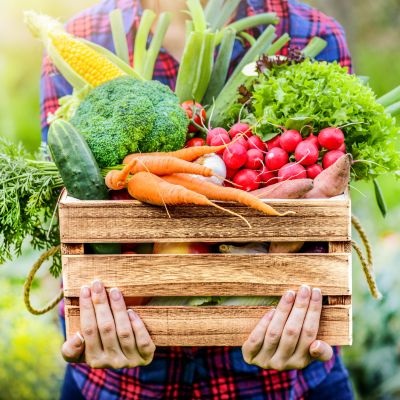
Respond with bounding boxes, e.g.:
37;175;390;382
59;198;350;243
63;253;350;297
65;305;352;346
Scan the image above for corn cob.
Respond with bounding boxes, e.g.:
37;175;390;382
24;11;127;88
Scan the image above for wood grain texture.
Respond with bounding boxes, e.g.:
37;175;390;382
61;243;84;255
65;305;352;346
59;197;350;243
62;253;351;297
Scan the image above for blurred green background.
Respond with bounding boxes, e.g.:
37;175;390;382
0;0;399;399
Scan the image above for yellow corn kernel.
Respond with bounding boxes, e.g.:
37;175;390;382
51;34;126;87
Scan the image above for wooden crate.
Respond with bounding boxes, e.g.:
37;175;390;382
60;193;352;346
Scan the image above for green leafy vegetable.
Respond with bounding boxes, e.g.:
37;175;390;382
0;139;63;276
243;59;400;180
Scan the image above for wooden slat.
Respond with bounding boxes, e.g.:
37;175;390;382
62;253;350;297
59;198;350;243
65;305;352;346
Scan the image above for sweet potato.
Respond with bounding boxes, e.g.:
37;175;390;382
250;179;313;199
304;154;351;199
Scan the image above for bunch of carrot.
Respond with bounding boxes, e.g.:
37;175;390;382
105;145;292;224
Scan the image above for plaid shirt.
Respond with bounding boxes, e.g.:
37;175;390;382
42;1;352;398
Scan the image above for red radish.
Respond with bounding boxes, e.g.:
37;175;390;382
247;135;266;151
206;127;228;145
294;141;319;166
338;142;346;152
245;149;264;169
266;134;281;150
229;122;252;139
306;164;323;179
210;133;231;154
223;143;247;169
265;147;289;170
226;167;239;179
318;127;345;150
304;133;321;150
185;137;206;147
280;130;302;153
233;169;260;191
322;150;345;169
278;162;307;181
256;166;277;186
110;189;132;200
234;136;249;150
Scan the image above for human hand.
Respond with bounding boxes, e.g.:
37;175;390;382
242;285;333;371
61;280;156;369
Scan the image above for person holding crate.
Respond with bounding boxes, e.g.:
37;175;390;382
40;0;354;399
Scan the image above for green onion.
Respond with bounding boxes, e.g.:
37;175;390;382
193;32;216;102
142;12;172;80
302;37;327;59
204;0;224;29
377;85;400;108
203;28;236;106
239;31;256;47
187;0;207;32
211;0;241;31
134;9;156;75
216;13;279;43
385;101;400;117
175;31;204;102
109;9;130;64
266;33;290;55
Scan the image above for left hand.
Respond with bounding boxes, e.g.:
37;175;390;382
242;285;333;371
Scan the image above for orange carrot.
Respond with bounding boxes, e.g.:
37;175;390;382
104;156;216;190
162;173;292;216
127;172;251;226
123;144;228;164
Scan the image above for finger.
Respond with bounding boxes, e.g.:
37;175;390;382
80;285;102;356
309;340;334;362
91;280;121;354
242;309;275;364
61;332;85;363
109;287;136;358
128;310;156;362
274;285;311;358
258;290;296;357
295;287;322;355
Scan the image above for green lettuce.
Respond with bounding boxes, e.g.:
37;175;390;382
243;59;399;181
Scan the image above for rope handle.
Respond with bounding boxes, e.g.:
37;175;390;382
351;215;382;300
23;245;64;315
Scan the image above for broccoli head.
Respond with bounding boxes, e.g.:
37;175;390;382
70;76;189;167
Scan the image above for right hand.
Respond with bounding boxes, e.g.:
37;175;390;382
61;280;156;369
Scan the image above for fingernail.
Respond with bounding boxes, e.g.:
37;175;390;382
311;340;320;352
285;290;296;303
110;288;121;301
312;288;322;301
127;309;138;321
72;332;84;346
92;279;103;294
299;285;310;299
81;286;90;298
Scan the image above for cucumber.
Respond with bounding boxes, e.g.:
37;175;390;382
48;119;121;254
48;119;108;200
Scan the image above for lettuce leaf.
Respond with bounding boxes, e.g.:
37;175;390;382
245;59;400;181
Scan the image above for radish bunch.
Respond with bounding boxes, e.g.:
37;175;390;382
205;124;347;192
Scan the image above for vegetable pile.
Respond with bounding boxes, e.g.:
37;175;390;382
0;0;397;307
227;59;400;181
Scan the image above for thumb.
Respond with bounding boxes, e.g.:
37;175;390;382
309;340;333;362
61;332;85;363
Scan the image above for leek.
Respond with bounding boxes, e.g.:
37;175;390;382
377;85;400;108
302;37;327;59
134;9;156;75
